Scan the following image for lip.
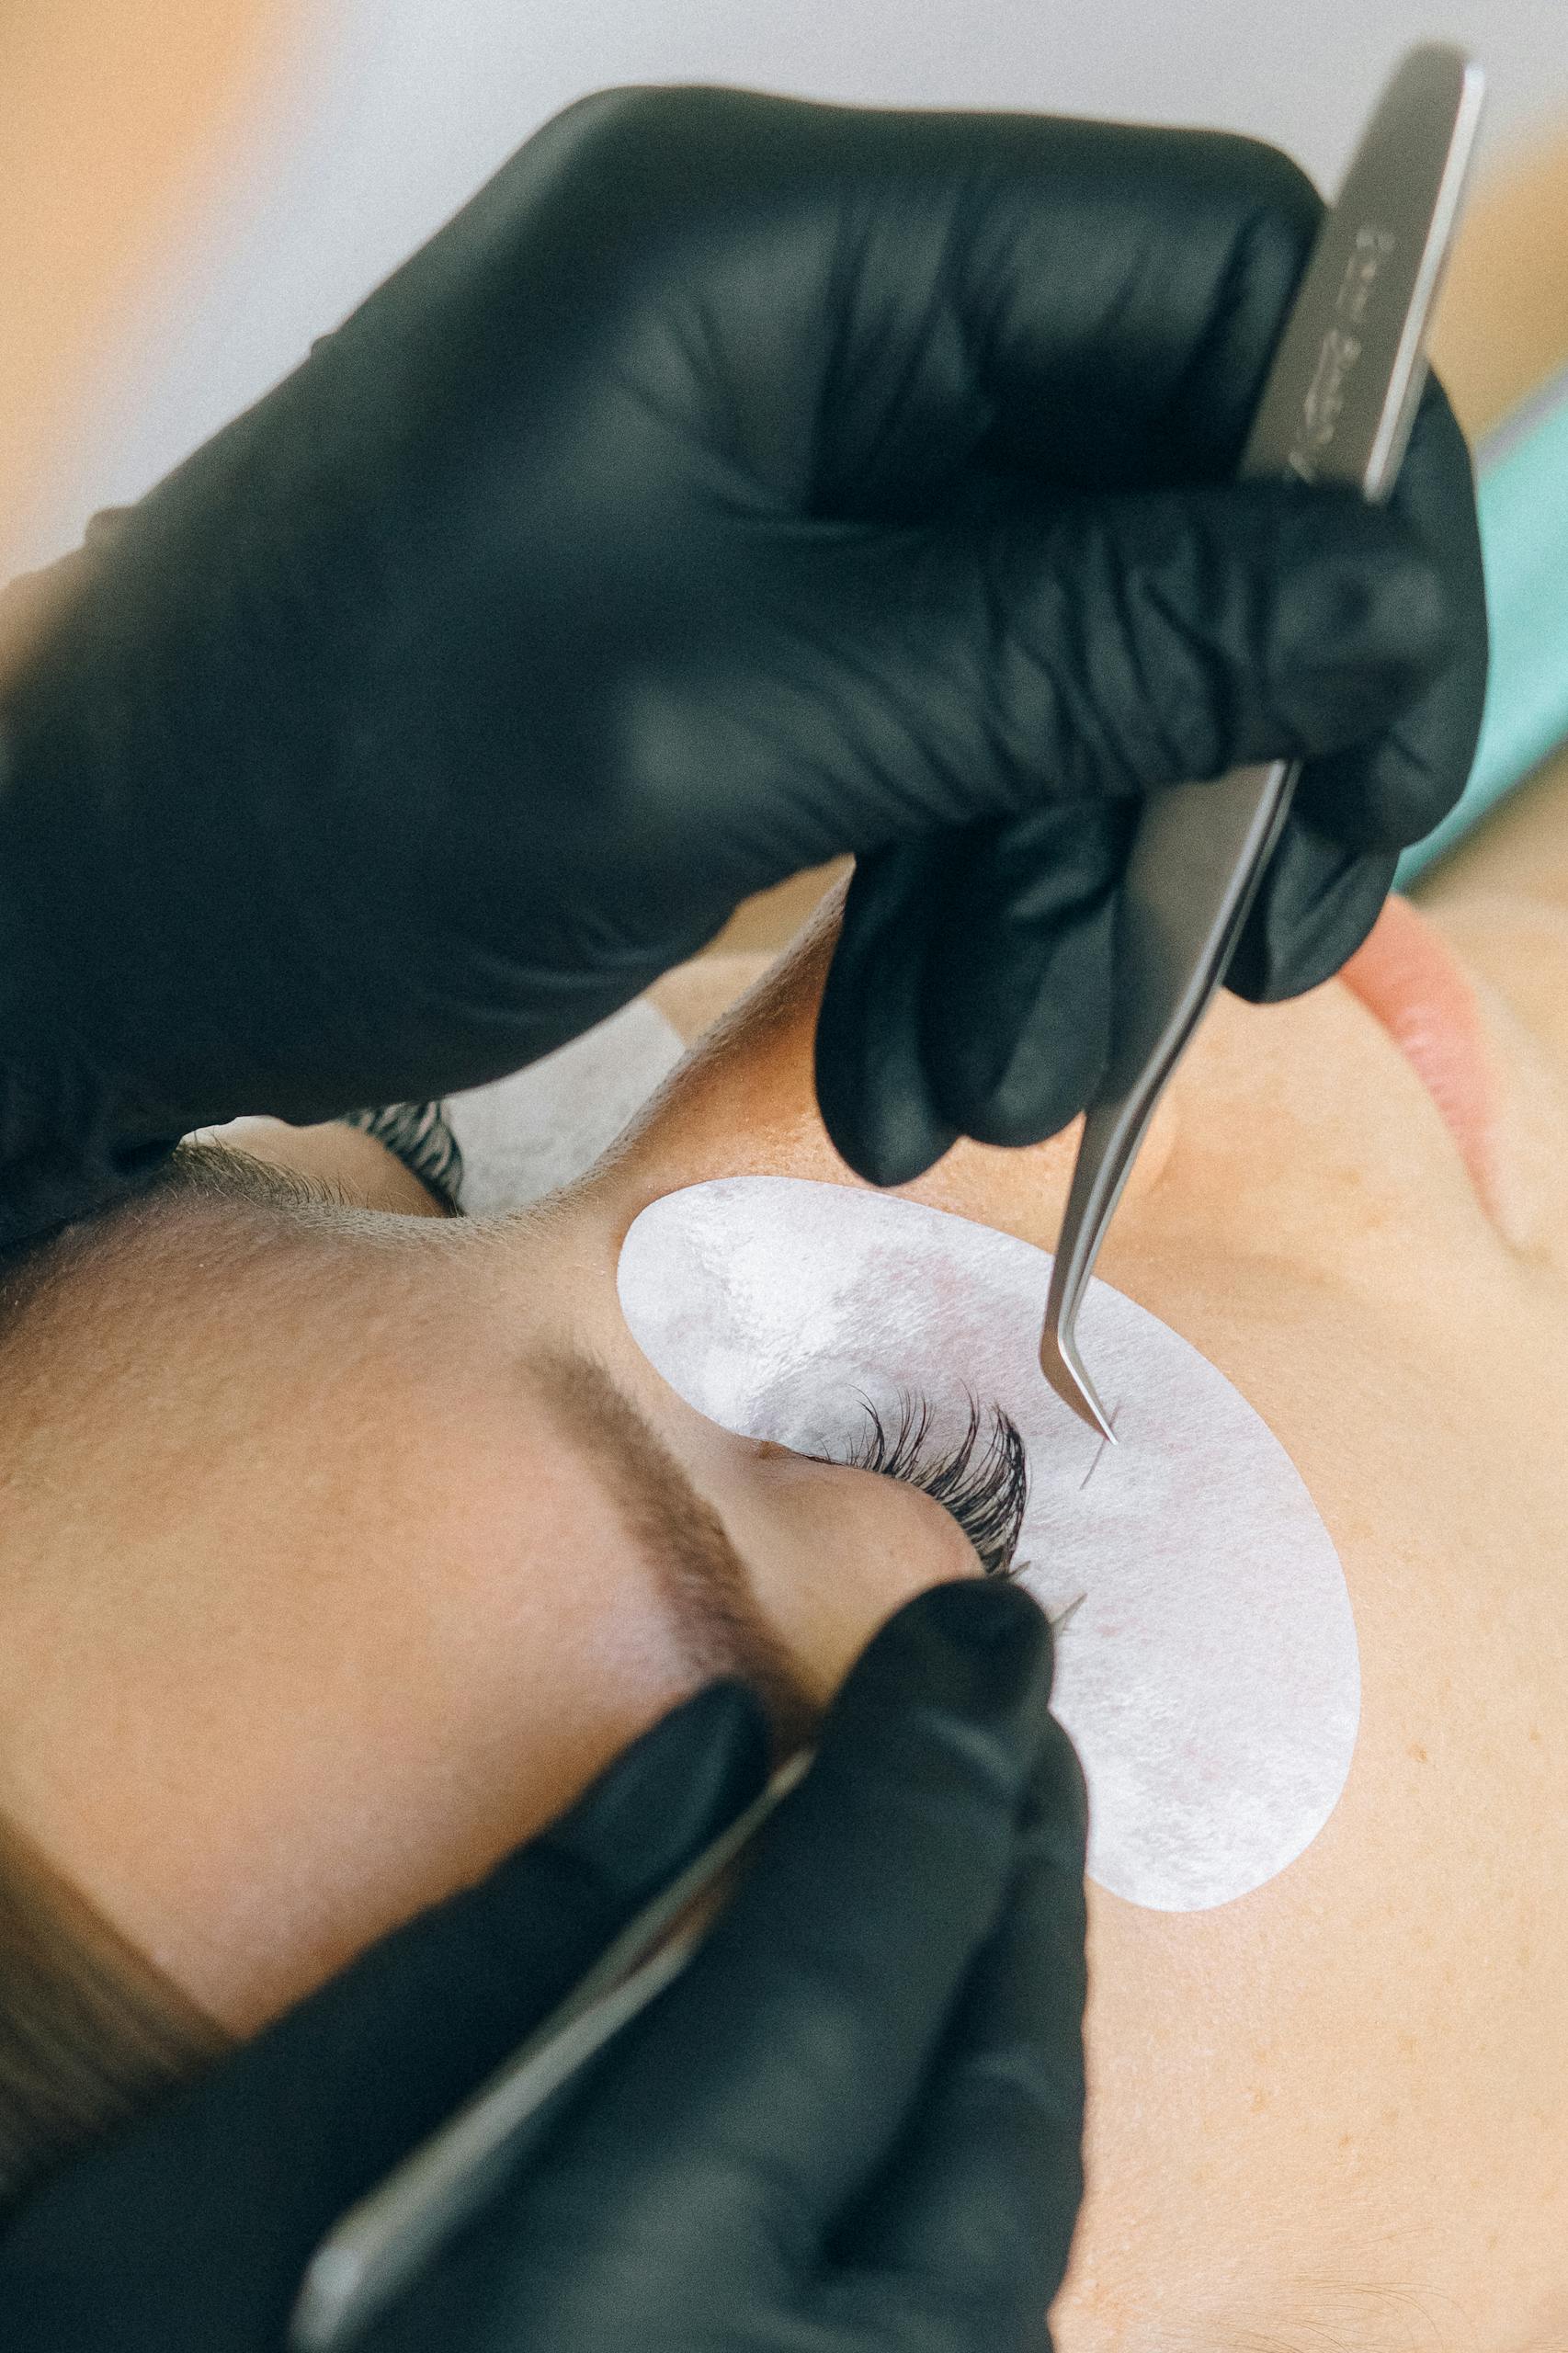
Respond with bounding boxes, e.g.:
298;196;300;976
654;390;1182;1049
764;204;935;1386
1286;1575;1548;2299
1337;893;1499;1205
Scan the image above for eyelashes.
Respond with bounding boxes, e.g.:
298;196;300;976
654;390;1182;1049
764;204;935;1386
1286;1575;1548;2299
335;1100;465;1213
814;1391;1029;1582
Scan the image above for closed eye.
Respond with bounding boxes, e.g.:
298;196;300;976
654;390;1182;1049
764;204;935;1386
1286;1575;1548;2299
808;1390;1028;1581
335;1101;464;1212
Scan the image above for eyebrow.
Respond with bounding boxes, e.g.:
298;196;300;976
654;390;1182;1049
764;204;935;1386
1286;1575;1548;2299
148;1138;349;1213
526;1346;822;1757
153;1163;816;1750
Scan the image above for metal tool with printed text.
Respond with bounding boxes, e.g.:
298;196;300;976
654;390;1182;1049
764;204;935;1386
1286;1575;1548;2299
1040;42;1486;1438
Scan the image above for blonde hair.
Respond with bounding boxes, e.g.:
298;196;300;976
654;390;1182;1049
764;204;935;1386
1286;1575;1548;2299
0;1137;323;2217
0;1812;230;2215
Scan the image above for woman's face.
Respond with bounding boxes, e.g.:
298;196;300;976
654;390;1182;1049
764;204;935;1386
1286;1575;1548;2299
2;827;1565;2350
610;862;1568;2351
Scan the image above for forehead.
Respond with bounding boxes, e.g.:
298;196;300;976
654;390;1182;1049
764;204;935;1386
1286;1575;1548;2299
0;1206;716;2032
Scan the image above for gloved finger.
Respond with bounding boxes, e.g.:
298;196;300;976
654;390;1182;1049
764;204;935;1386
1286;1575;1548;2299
0;1680;769;2344
971;477;1449;802
941;120;1321;494
1290;377;1489;858
1225;826;1398;1004
824;1711;1088;2349
515;1582;1056;2286
918;802;1131;1151
512;93;1321;517
779;472;1449;873
1230;382;1486;1004
813;805;1128;1182
813;839;961;1188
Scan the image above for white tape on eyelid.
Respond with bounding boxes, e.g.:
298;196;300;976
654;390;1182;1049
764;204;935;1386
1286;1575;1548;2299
617;1176;1358;1914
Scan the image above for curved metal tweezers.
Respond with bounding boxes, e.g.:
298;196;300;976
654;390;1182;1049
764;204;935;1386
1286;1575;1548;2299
1040;42;1487;1438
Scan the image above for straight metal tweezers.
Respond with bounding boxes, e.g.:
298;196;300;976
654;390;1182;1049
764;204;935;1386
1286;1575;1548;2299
287;1749;812;2352
1040;43;1486;1438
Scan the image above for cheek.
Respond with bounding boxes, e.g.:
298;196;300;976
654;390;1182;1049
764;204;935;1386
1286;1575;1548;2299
1145;983;1490;1297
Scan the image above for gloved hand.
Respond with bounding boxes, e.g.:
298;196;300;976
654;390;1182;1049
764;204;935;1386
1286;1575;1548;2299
0;1580;1087;2352
0;85;1485;1238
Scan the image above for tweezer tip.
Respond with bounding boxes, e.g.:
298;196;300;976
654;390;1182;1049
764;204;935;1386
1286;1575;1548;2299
1039;1323;1115;1444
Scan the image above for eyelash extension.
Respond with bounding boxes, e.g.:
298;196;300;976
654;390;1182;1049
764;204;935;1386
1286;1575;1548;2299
335;1100;465;1213
816;1390;1030;1582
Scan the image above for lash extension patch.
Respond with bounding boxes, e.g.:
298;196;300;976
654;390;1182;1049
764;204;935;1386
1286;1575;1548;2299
618;1176;1358;1912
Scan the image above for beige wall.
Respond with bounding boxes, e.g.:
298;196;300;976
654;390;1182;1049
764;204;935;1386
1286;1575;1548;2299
17;1;1568;574
0;2;294;588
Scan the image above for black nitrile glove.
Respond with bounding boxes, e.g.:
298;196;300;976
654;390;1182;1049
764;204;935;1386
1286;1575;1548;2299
0;1581;1087;2353
0;86;1485;1238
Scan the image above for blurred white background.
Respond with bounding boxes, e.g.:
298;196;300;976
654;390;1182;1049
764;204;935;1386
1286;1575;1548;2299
21;0;1568;566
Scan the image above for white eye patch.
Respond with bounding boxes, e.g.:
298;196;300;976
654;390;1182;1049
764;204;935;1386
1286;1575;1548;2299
617;1176;1358;1912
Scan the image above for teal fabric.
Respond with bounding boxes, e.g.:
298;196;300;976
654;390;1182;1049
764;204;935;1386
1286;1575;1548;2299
1397;368;1568;885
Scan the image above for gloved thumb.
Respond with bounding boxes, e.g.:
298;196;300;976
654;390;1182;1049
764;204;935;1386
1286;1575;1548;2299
0;1680;769;2348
